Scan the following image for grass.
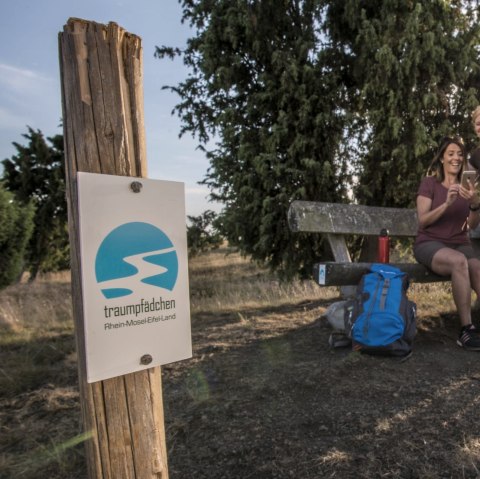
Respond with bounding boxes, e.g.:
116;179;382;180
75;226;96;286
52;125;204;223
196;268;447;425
189;247;337;312
0;247;463;478
0;274;75;398
0;272;81;479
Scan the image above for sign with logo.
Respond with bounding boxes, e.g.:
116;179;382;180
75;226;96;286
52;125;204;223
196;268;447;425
77;172;192;382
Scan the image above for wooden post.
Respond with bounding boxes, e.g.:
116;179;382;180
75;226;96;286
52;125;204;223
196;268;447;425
59;18;169;478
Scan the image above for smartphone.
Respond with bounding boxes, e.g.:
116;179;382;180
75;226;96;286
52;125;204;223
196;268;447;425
461;170;478;188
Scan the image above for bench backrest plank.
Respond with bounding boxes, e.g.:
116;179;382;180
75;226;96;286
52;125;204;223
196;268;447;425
288;201;418;237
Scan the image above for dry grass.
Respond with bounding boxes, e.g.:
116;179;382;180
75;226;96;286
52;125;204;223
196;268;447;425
189;247;338;312
1;247;478;478
1;248;336;478
0;271;72;331
0;273;80;478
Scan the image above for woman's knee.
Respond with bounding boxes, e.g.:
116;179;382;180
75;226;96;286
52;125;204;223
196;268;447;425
432;249;468;275
451;255;469;274
468;258;480;276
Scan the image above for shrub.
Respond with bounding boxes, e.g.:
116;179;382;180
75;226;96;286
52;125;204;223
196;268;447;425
187;210;223;256
0;184;35;288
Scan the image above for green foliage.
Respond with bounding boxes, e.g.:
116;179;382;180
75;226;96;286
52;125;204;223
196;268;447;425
187;209;223;256
156;0;480;277
327;0;480;207
157;0;350;277
2;127;69;280
0;184;35;288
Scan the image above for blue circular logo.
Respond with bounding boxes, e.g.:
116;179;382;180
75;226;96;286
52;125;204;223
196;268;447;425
95;222;178;299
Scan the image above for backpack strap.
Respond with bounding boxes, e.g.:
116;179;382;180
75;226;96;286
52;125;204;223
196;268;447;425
362;274;382;336
379;278;390;310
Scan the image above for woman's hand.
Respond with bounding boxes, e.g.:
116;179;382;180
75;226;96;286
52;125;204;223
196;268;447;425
446;183;460;205
459;179;480;206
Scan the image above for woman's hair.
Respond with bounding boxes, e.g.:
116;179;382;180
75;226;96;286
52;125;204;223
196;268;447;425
427;136;466;182
472;106;480;125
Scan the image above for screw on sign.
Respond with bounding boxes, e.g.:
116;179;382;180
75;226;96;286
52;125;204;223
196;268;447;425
140;354;153;365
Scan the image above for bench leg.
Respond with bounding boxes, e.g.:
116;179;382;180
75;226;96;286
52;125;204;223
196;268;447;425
326;233;356;298
471;238;480;258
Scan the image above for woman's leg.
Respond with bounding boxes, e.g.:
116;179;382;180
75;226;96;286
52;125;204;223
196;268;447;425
468;257;480;308
431;248;472;326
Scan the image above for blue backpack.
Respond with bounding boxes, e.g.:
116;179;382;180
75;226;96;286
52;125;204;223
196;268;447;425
344;264;416;357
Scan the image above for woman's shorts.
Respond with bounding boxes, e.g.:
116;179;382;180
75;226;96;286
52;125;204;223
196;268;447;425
414;241;477;269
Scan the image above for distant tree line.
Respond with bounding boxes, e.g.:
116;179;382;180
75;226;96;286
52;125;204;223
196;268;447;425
156;0;480;278
187;210;223;256
0;127;222;288
0;127;68;287
5;1;480;285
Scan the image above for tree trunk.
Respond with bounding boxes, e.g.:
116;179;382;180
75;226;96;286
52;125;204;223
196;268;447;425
59;18;168;478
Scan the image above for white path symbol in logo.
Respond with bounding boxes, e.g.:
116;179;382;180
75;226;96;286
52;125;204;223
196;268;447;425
95;222;178;299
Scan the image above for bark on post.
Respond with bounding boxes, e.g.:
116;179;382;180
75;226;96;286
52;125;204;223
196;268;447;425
59;18;169;478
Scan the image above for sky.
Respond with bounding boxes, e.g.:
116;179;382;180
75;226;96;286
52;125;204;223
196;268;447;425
0;0;222;217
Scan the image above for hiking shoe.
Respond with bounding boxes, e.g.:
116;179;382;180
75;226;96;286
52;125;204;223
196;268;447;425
457;324;480;351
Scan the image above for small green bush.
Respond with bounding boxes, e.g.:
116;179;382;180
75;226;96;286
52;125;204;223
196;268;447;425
187;210;223;256
0;184;35;288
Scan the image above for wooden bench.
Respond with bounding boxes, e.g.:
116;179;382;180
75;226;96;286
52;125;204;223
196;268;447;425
288;201;448;296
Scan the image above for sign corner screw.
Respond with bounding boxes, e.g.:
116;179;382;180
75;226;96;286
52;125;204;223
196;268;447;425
140;354;152;365
130;181;142;193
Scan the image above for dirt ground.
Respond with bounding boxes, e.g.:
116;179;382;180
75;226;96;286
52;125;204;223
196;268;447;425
3;265;480;478
158;293;480;479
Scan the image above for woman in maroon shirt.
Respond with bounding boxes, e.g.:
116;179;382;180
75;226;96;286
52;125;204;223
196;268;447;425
414;136;480;350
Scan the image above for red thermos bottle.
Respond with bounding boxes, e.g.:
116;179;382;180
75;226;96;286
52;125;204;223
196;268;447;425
377;228;390;263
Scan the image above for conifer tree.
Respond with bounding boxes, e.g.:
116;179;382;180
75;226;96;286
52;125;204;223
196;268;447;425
157;0;351;277
2;127;68;280
326;0;480;207
157;0;480;276
0;185;34;288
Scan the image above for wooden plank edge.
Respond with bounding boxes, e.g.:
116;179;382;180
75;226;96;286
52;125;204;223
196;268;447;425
313;262;448;286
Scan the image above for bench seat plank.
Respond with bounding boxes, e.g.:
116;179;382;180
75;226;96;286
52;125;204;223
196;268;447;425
313;262;448;286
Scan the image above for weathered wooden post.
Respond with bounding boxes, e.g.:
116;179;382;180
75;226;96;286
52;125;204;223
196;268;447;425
59;18;169;478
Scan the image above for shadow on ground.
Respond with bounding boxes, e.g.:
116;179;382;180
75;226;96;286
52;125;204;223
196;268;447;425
163;300;480;479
